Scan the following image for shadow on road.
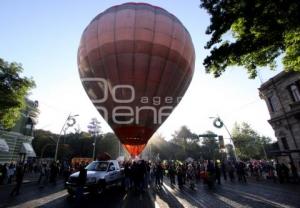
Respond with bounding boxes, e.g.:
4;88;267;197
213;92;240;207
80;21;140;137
41;186;154;208
0;182;155;208
0;181;65;208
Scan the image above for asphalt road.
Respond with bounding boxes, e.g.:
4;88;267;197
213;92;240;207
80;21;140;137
0;180;154;208
1;178;300;208
151;178;300;208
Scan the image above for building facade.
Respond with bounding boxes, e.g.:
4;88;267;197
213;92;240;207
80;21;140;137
259;71;300;169
0;99;38;164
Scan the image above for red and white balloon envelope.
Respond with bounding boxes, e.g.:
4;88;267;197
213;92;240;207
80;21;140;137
78;3;195;156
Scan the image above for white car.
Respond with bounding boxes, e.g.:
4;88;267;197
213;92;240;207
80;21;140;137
66;160;125;195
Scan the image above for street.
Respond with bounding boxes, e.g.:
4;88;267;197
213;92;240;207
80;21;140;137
152;178;300;208
0;178;299;208
0;180;153;208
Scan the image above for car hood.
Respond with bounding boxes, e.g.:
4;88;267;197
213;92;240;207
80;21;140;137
70;171;106;179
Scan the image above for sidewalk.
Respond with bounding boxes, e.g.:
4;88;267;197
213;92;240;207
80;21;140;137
0;172;40;187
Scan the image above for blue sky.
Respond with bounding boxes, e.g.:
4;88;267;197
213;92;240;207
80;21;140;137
0;0;280;142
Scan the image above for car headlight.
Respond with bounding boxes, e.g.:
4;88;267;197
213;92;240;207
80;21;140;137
86;177;96;184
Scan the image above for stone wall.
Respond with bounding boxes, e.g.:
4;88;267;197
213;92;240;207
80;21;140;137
259;71;300;169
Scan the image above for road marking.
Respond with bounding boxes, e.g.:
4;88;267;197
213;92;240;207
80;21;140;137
9;190;68;208
245;181;300;196
221;186;292;208
147;189;161;208
212;193;248;207
123;193;128;200
163;183;206;208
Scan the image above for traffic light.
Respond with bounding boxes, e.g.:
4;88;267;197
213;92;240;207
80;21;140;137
218;136;225;148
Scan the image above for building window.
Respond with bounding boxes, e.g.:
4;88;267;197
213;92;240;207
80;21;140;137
281;137;289;150
267;96;276;112
289;84;300;102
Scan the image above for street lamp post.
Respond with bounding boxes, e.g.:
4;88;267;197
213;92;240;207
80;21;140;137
54;113;78;162
209;116;239;161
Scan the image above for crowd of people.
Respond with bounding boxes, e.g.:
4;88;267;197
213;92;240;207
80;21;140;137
0;162;17;185
0;160;74;196
120;158;300;193
1;158;299;197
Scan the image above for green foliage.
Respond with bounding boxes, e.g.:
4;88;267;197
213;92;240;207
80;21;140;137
231;122;271;160
32;130;122;160
0;58;35;128
96;132;120;159
225;144;235;160
33;124;273;161
149;134;186;160
283;28;300;71
172;125;199;143
168;127;220;160
200;131;221;160
200;0;300;78
32;129;57;158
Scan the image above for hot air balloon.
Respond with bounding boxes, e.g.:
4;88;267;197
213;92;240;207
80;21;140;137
78;2;195;156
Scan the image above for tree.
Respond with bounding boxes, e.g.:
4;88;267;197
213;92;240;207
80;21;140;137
171;126;200;159
96;133;120;159
32;129;57;158
87;118;101;159
200;0;300;78
33;129;123;160
172;126;199;145
200;131;220;160
231;122;272;160
0;58;35;128
148;134;187;160
225;144;235;160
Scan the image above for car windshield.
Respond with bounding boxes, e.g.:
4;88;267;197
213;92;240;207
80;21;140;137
85;161;109;171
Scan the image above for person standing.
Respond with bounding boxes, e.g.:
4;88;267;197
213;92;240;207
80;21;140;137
221;161;227;181
237;161;247;183
76;164;87;200
124;161;131;191
0;164;3;184
249;162;254;176
206;161;215;188
63;163;71;186
155;163;163;188
187;164;196;190
228;162;235;182
39;163;47;188
281;163;290;183
215;161;221;185
168;164;176;186
177;165;184;189
10;162;24;196
290;162;298;183
49;162;59;185
7;163;15;184
276;163;284;183
136;160;146;193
